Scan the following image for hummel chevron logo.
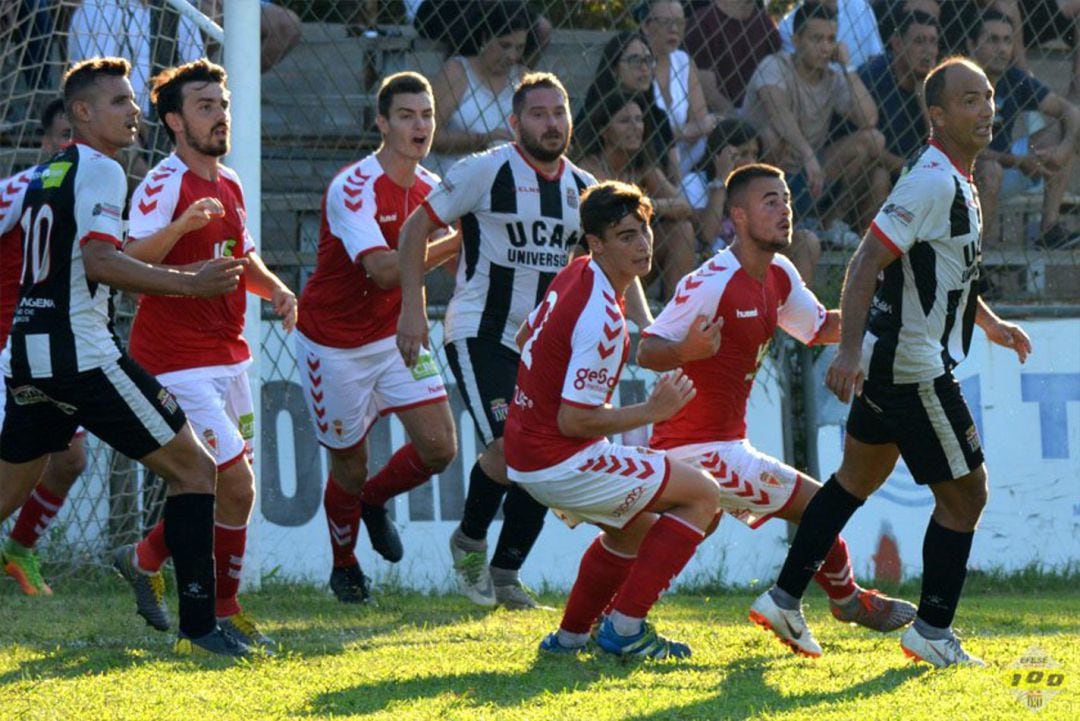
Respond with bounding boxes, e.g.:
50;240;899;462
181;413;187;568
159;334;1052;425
604;306;620;322
138;199;157;214
310;389;324;403
577;456;656;478
151;171;173;182
143;183;163;196
309;373;322;388
306;356;320;371
343;185;362;198
684;276;704;290
603;323;621;341
597;343;615;359
344;199;363;212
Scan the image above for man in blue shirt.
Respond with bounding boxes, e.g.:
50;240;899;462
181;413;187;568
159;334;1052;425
858;10;940;178
969;10;1080;248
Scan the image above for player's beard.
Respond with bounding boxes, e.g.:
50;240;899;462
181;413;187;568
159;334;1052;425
186;123;229;157
518;125;568;163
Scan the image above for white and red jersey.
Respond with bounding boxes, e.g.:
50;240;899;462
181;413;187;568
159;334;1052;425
0;170;32;346
297;154;439;349
504;257;630;473
645;249;826;448
126;153;255;375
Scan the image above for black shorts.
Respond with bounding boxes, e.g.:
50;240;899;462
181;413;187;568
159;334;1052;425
846;373;984;484
444;337;519;447
1;353;186;463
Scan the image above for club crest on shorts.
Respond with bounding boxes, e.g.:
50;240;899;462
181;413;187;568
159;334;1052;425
490;397;509;423
157;388;178;415
759;472;782;487
333;419;344;439
965;424;981;453
202;427;218;453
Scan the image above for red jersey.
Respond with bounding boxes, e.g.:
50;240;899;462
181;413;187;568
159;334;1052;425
0;171;31;346
297;154;438;349
504;257;630;472
126;154;255;375
645;249;826;448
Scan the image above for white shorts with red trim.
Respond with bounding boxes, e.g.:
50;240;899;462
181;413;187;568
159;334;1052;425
158;361;253;470
662;439;802;529
294;331;448;450
508;439;670;530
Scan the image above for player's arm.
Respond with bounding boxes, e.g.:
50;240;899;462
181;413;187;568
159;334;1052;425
557;370;696;438
397;205;447;366
813;310;841;344
975;297;1032;363
83;241;247;297
244;250;297;331
1035;91;1080;173
125;197;225;263
362;228;460;290
637;315;723;371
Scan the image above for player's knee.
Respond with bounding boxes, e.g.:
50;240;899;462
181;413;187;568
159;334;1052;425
418;435;457;473
217;473;256;516
47;447;87;488
855;129;885;158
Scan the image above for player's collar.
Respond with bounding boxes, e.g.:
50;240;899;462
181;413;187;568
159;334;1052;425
513;143;564;182
928;138;974;181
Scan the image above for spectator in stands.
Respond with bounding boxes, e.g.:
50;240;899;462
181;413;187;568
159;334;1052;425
873;0;941;40
414;1;550;66
577;31;677;181
0;1;57;123
686;118;822;283
575;92;697;298
39;96;70;154
858;10;940;176
1020;0;1080;101
968;10;1080;248
636;0;720;184
427;1;532;175
779;0;885;70
256;2;302;72
938;1;1026;70
743;2;891;235
684;0;783;114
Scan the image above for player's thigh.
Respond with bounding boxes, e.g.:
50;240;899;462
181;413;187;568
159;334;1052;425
839;384;902;495
893;375;984;487
0;377;79;464
140;422;216;495
372;345;455;466
220;370;256;463
648;458;720;520
163;372;248;471
41;431;88;494
295;332;380;452
444;337;518;447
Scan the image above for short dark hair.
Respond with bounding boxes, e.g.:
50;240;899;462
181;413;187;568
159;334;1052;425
376;72;433;118
150;59;227;143
580;181;653;240
923;56;983;111
967;8;1013;43
511;72;568;116
573;91;652;170
41;97;66;134
895;9;939;39
696;118;759;180
459;0;532;57
793;1;837;36
62;57;131;116
725;163;786;215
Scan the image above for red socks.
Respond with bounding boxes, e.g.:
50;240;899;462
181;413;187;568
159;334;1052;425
360;444;433;508
560;535;636;634
324;473;362;568
135;519;170;573
9;484;66;549
814;535;858;601
611;515;704;620
214;524;247;618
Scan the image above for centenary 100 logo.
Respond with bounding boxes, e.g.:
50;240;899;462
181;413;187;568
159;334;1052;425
1003;646;1066;711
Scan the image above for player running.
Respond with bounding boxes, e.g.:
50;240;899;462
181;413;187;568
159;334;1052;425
0;99;89;597
295;71;459;604
0;58;249;656
505;181;720;658
637;164;916;659
112;59;296;652
750;58;1032;667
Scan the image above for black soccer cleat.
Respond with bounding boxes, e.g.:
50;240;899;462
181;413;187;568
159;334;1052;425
330;563;374;605
361;503;403;563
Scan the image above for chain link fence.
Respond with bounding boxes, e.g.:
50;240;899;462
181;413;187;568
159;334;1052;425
0;0;1077;578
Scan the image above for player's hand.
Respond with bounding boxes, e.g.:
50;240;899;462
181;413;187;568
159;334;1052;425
186;256;248;298
825;346;864;404
833;41;851;68
272;287;297;332
396;306;430;367
984;318;1032;363
645;370;697;422
712;146;738;188
805;156;825;199
678;315;723;363
178;197;225;233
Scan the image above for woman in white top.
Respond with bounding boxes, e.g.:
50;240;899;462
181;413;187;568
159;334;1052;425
428;2;531;175
636;0;719;184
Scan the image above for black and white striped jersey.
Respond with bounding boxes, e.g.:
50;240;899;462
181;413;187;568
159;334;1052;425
422;143;597;352
865;140;982;384
0;143;127;381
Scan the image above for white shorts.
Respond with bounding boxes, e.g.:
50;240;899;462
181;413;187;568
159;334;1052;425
508;440;670;530
158;362;253;470
295;332;448;450
662;439;804;529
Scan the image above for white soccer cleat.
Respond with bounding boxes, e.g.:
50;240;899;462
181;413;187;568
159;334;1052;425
900;625;986;668
749;590;823;658
449;532;495;607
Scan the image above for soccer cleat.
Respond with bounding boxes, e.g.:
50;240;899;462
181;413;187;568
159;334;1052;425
219;612;276;654
494;581;550;611
112;544;171;631
595;617;691;659
329;563;374;604
538;631;588;655
900;625;987;668
174;625;253;658
749;590;823;658
361;503;403;563
2;540;53;596
449;533;495;607
830;587;917;632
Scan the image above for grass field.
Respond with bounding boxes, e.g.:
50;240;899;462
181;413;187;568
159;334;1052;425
0;573;1076;721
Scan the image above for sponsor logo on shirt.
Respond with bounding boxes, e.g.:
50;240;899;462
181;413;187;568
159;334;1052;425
92;202;123;220
882;203;914;225
574;367;618;391
378;213;399;224
736;308;759;319
513;386;533;410
38;161;72;189
566;187;579;209
212;239;238;258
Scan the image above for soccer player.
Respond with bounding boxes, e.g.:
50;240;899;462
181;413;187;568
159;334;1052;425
396;73;604;609
637;164;917;658
0;99;89;597
112;59;297;651
295;71;459;604
0;58;249;656
749;57;1032;667
506;181;720;658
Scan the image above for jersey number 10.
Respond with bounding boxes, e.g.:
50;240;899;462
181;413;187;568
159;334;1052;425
20;204;54;285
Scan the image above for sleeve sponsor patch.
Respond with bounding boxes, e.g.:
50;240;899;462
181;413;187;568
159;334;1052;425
882;203;914;225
